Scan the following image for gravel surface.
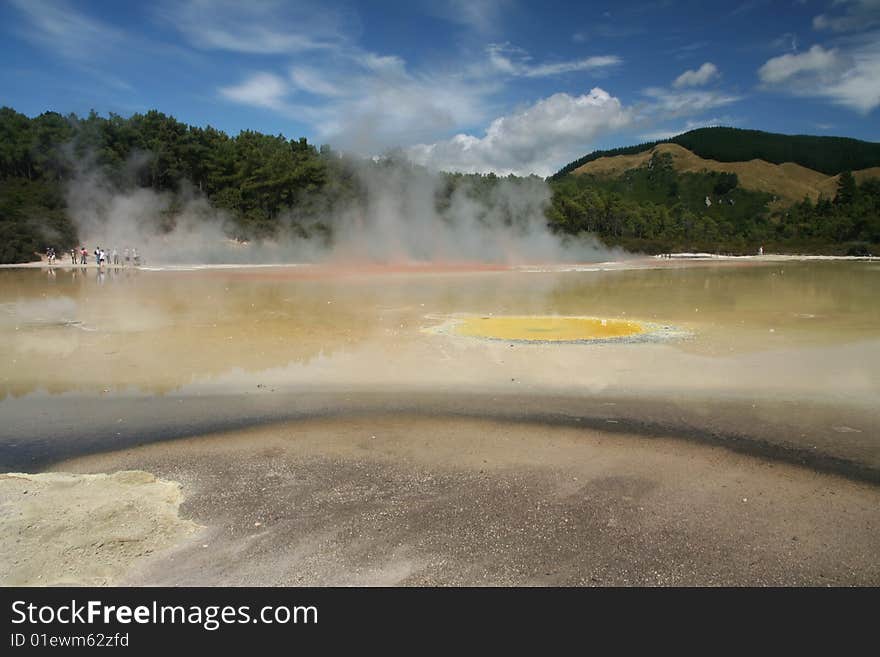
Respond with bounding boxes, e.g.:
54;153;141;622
50;414;880;586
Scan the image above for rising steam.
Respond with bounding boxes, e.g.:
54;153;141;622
65;153;618;265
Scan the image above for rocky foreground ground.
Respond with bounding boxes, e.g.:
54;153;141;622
4;414;877;586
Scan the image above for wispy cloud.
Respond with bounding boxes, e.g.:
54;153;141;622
157;0;349;54
667;40;711;61
171;0;497;152
9;0;125;61
757;39;880;113
727;0;767;17
642;87;742;116
289;67;348;98
219;72;291;111
771;32;799;53
221;54;498;154
671;40;709;53
211;10;620;156
759;44;848;84
673;62;720;88
425;0;514;34
316;64;496;153
485;43;622;78
813;0;880;33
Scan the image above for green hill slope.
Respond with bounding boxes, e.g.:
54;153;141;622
551;127;880;179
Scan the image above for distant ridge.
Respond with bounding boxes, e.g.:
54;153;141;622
568;142;880;206
550;127;880;180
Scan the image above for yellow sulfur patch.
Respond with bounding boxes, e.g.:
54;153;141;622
452;316;645;342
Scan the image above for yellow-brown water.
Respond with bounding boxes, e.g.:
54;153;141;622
1;258;879;472
1;260;878;403
442;315;647;342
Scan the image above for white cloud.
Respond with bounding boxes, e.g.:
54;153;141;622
486;44;622;78
7;0;188;92
813;0;880;33
289;67;346;97
158;0;347;54
673;62;720;88
219;72;290;111
362;53;408;76
427;0;513;34
406;88;631;176
639;69;742;126
316;67;495;154
758;44;847;83
193;1;518;153
522;56;622;77
192;0;492;151
770;32;799;53
9;0;125;61
221;56;496;154
641;87;742;116
758;41;880;113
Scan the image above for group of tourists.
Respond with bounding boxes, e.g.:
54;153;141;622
65;246;140;267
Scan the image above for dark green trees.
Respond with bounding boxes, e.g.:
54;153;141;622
552;127;880;180
835;171;856;205
0;106;341;260
548;157;879;255
0;105;877;264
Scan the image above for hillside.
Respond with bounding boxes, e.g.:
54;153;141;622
572;142;880;207
548;145;880;256
551;127;880;179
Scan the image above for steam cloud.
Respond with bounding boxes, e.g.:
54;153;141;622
65;153;619;265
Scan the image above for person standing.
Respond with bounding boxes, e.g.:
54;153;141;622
80;247;87;265
112;247;119;266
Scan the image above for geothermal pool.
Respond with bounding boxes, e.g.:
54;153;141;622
1;258;879;585
426;314;684;343
2;258;878;403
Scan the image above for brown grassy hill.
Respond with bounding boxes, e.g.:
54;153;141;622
853;167;880;184
573;143;879;207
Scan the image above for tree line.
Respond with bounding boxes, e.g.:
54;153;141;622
551;126;880;180
0;106;878;263
548;152;880;255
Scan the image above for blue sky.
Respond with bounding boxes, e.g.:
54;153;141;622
1;0;878;175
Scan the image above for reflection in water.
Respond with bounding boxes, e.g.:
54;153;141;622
0;261;878;404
